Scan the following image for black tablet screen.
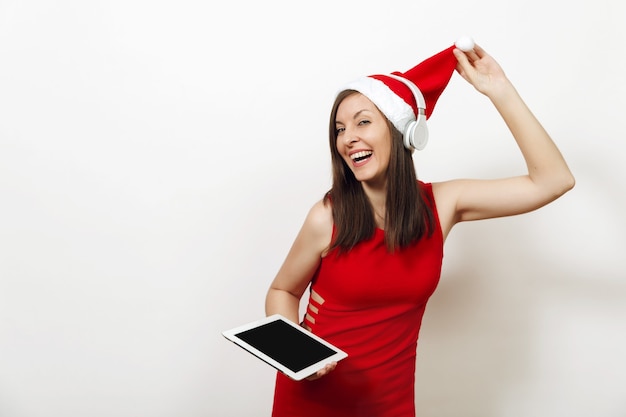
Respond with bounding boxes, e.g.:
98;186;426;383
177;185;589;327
235;319;337;372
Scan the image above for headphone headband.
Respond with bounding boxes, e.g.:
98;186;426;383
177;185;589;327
384;74;426;115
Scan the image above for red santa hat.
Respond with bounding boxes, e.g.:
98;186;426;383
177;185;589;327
339;36;475;150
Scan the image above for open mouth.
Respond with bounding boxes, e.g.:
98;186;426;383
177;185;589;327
350;150;373;164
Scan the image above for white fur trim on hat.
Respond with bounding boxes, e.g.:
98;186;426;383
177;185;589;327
340;76;415;134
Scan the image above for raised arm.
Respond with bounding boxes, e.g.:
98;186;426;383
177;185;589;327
434;43;575;237
265;199;333;324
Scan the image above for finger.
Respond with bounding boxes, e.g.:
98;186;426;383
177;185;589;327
453;48;472;71
455;62;467;80
472;43;488;59
453;47;469;63
458;42;487;63
319;362;336;375
466;50;480;62
454;47;477;66
453;49;474;83
306;372;321;381
308;362;337;380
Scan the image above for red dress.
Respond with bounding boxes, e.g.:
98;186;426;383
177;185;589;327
271;182;444;417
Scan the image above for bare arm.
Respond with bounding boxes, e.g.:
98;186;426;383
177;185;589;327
434;44;575;237
265;199;333;324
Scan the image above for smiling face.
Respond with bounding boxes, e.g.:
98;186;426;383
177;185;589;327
334;92;393;189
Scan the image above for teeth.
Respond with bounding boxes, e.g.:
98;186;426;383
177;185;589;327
350;151;373;161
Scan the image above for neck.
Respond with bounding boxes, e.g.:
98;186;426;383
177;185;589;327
362;183;387;227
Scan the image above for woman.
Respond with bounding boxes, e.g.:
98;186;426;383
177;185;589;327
265;41;575;416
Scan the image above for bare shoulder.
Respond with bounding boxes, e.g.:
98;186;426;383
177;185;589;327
431;180;463;205
305;198;333;229
300;198;334;254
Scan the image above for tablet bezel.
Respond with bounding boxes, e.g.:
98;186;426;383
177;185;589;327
222;314;348;381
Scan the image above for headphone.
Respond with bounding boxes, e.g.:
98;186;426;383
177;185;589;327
385;74;428;151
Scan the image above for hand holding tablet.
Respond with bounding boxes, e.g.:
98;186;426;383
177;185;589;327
222;314;348;381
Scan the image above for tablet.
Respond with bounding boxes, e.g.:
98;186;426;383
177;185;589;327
222;314;348;381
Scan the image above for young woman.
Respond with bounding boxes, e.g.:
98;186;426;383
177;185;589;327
265;42;575;416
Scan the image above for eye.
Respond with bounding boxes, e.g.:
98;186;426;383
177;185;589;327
358;119;371;126
335;126;345;135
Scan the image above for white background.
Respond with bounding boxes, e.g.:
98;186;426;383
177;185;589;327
1;0;625;416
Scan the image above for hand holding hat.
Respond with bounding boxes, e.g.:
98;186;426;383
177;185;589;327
453;41;509;98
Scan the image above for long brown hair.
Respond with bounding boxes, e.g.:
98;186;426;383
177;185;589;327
324;90;435;253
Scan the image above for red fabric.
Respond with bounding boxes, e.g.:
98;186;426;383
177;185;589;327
402;45;458;119
271;182;444;417
370;45;458;121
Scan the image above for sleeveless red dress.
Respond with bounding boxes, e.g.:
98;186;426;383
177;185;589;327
271;182;444;417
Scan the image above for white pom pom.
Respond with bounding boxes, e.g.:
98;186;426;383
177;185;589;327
455;36;475;52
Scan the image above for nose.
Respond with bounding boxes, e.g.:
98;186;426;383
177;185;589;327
341;127;359;146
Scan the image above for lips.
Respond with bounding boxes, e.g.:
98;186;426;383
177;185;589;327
350;150;373;165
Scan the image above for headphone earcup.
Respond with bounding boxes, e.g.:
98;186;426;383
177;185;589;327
403;121;417;150
404;116;428;151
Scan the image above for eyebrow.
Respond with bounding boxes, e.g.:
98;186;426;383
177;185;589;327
336;109;370;124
